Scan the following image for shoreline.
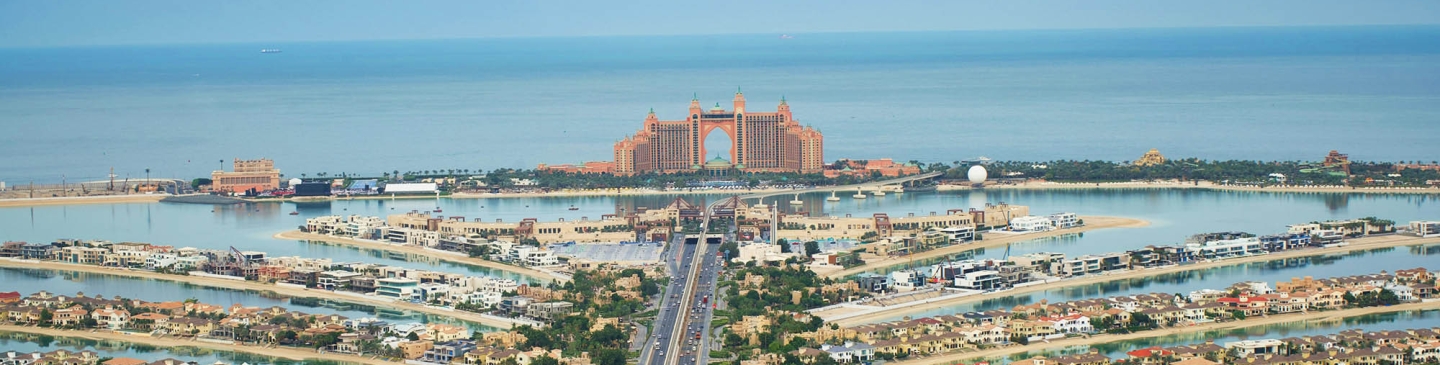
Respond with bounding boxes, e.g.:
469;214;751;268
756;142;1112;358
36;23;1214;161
0;194;165;208
940;180;1440;195
0;258;534;330
884;301;1440;365
824;234;1440;327
818;216;1151;279
2;181;1433;209
273;230;571;283
0;323;386;364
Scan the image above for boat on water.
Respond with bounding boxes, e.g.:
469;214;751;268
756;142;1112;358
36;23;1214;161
260;49;282;53
568;205;579;211
826;191;840;202
288;211;299;215
433;207;443;213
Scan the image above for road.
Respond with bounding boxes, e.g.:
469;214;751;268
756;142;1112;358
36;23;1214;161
640;201;729;365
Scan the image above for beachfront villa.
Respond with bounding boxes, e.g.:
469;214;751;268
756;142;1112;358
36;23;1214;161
1410;221;1440;237
1187;235;1266;259
376;278;420;300
1009;216;1055;232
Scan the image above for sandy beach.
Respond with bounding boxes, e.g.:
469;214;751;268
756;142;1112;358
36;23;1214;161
940;180;1440;195
0;259;533;330
818;216;1151;279
274;230;571;283
453;186;802;199
884;301;1440;365
0;194;164;208
824;234;1440;327
0;324;388;364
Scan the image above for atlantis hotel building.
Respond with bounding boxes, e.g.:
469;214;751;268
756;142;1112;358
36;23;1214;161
611;90;824;176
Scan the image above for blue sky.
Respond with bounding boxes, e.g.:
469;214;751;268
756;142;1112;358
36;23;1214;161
2;0;1439;47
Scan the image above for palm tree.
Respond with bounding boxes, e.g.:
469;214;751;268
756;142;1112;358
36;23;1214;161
144;168;150;185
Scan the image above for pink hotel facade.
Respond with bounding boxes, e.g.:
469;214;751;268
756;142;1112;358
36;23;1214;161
609;91;824;176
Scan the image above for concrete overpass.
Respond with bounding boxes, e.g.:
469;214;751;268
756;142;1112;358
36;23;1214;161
737;171;944;201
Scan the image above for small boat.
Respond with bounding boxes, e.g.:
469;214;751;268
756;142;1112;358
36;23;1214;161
568;205;579;211
289;211;299;215
434;207;443;213
260;49;282;53
826;191;840;202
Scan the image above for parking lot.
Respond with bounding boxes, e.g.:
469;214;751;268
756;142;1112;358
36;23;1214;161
548;242;664;263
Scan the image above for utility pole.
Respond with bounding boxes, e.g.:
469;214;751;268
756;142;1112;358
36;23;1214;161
61;175;66;197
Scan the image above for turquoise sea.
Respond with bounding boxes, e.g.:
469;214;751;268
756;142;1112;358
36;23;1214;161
3;26;1440;183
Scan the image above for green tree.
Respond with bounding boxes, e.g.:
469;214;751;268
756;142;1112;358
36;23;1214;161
592;349;627;365
531;356;560;365
804;241;821;256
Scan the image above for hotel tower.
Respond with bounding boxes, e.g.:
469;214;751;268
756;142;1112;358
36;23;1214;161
612;90;824;176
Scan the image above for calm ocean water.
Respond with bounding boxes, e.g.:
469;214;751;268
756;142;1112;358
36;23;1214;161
2;26;1439;183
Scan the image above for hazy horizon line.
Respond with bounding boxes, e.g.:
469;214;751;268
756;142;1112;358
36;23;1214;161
5;23;1437;50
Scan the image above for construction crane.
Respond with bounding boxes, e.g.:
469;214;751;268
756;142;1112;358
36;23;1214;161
229;246;252;268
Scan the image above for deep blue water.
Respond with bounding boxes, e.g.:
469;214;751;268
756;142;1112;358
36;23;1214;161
3;26;1440;184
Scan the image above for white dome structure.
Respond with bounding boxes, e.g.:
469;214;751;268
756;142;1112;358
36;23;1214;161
288;178;303;187
967;165;988;184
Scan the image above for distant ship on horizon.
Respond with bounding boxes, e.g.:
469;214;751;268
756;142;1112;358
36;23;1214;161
780;34;794;39
260;49;282;53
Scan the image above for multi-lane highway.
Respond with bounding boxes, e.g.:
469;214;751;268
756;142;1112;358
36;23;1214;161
639;203;729;365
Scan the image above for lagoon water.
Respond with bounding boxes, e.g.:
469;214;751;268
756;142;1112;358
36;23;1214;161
3;26;1440;183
